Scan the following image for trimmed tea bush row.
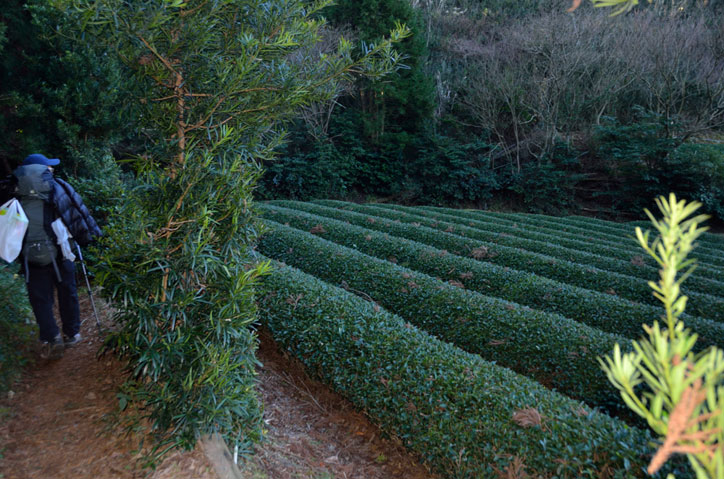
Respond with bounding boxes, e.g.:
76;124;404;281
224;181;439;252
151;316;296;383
258;220;630;412
259;204;724;350
258;258;674;479
360;205;724;296
296;200;724;322
546;213;724;265
562;214;724;255
423;207;724;264
627;219;724;250
458;206;722;258
457;208;724;262
413;205;724;279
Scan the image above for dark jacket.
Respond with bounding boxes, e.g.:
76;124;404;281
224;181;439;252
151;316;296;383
52;178;102;247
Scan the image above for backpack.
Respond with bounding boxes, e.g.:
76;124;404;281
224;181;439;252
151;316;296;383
14;164;58;266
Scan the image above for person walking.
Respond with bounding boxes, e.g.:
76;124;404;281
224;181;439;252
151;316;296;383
10;153;101;359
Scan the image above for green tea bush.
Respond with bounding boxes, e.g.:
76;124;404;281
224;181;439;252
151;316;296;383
259;203;724;350
418;205;724;269
258;220;632;412
257;124;354;201
387;204;724;287
259;258;680;478
283;200;724;321
564;214;724;252
399;133;499;205
0;264;34;392
501;143;584;214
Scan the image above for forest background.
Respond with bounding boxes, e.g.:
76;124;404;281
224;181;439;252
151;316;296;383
2;0;724;222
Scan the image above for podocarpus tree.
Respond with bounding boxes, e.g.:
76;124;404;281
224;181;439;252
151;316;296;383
601;194;724;478
50;0;408;458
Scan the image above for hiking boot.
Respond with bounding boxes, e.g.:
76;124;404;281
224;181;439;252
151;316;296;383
63;333;83;348
39;335;64;360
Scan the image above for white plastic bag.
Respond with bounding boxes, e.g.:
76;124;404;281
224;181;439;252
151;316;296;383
51;218;76;262
0;199;29;263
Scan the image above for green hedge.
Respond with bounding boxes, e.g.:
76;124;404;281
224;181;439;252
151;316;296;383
259;204;724;351
258;258;684;478
0;264;34;392
353;203;724;295
561;215;724;253
451;208;724;260
627;219;724;251
410;205;724;280
272;200;724;322
452;209;724;259
258;220;633;413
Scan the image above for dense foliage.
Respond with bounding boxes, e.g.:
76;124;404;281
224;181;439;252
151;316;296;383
259;258;673;478
259;203;724;350
258;0;724;222
0;1;133;177
0;264;33;392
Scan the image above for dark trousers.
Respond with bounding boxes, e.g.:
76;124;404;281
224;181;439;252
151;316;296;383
25;259;80;342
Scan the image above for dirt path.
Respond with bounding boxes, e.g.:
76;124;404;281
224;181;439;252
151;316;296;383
0;298;436;479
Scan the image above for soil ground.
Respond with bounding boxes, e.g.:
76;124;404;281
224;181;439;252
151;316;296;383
0;293;437;479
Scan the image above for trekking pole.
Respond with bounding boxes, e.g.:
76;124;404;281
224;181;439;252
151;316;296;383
75;244;104;337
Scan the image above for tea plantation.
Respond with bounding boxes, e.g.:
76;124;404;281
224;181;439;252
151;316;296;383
256;201;724;479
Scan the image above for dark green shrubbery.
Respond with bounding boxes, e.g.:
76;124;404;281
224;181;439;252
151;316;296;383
0;264;34;392
594;111;724;223
0;1;134;176
502;143;584;214
259;258;678;478
258;220;632;413
259;203;724;350
292;200;724;320
395;205;724;285
422;205;724;268
669;143;724;223
401;133;499;205
258;123;355;201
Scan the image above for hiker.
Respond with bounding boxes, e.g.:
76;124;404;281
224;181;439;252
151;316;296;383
8;154;101;360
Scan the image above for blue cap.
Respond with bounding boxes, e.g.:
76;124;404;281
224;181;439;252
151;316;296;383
23;154;60;166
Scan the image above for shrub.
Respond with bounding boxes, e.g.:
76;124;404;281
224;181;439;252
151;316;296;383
258;220;634;413
0;264;34;392
257;124;354;201
591;111;724;222
400;133;499;205
294;200;724;321
420;205;724;268
259;257;679;478
669;143;724;223
259;203;724;350
395;205;724;283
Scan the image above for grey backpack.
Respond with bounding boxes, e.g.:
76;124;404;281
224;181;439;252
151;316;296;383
14;164;57;266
